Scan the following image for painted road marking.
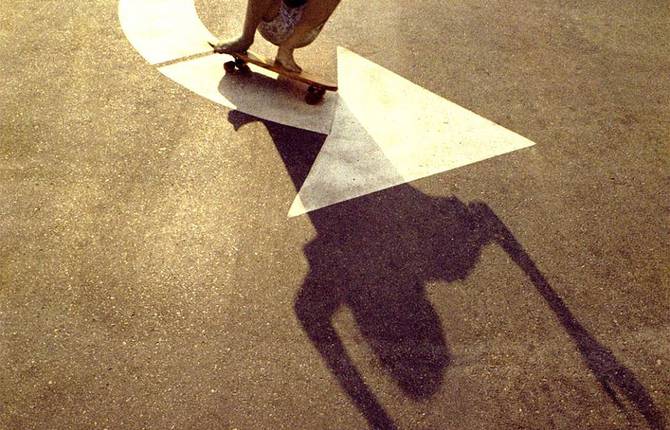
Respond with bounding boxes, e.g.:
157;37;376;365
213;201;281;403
119;0;337;133
288;99;406;216
118;0;215;65
158;54;337;134
118;0;536;216
288;48;536;216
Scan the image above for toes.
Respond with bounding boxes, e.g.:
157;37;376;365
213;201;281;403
287;64;302;73
209;41;225;53
209;39;247;54
276;58;302;73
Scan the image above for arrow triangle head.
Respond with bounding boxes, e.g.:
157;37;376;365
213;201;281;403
289;47;536;217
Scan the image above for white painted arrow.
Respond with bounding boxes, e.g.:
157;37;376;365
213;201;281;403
118;0;536;216
288;48;536;216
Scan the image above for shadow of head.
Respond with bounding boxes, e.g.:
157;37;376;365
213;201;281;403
361;294;451;399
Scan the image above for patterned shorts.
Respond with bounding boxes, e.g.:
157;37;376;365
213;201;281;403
258;1;324;46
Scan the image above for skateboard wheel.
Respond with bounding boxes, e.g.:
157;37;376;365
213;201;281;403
224;61;237;73
234;57;247;68
238;64;252;75
305;86;326;105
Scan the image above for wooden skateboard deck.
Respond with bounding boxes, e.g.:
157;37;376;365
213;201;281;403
210;46;337;104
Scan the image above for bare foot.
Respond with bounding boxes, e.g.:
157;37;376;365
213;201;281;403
208;37;252;54
275;47;302;73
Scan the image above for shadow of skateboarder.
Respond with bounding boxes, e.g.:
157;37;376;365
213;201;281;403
227;111;666;430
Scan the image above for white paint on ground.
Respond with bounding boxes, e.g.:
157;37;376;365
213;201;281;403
158;55;337;134
288;48;536;216
119;0;337;133
288;101;405;216
118;0;215;65
118;2;537;216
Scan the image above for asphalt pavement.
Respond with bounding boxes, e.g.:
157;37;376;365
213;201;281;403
1;0;669;429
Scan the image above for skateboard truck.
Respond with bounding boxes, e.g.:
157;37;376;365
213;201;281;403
224;55;251;75
305;85;327;105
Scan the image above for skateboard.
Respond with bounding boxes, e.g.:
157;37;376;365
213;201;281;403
209;46;338;105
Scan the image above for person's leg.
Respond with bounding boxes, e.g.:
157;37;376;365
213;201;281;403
210;0;282;53
275;0;340;71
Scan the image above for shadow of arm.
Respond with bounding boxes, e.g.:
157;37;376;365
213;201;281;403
469;202;666;430
294;273;398;430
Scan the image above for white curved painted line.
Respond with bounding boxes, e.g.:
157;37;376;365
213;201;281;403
118;0;215;65
118;0;337;134
158;55;338;134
